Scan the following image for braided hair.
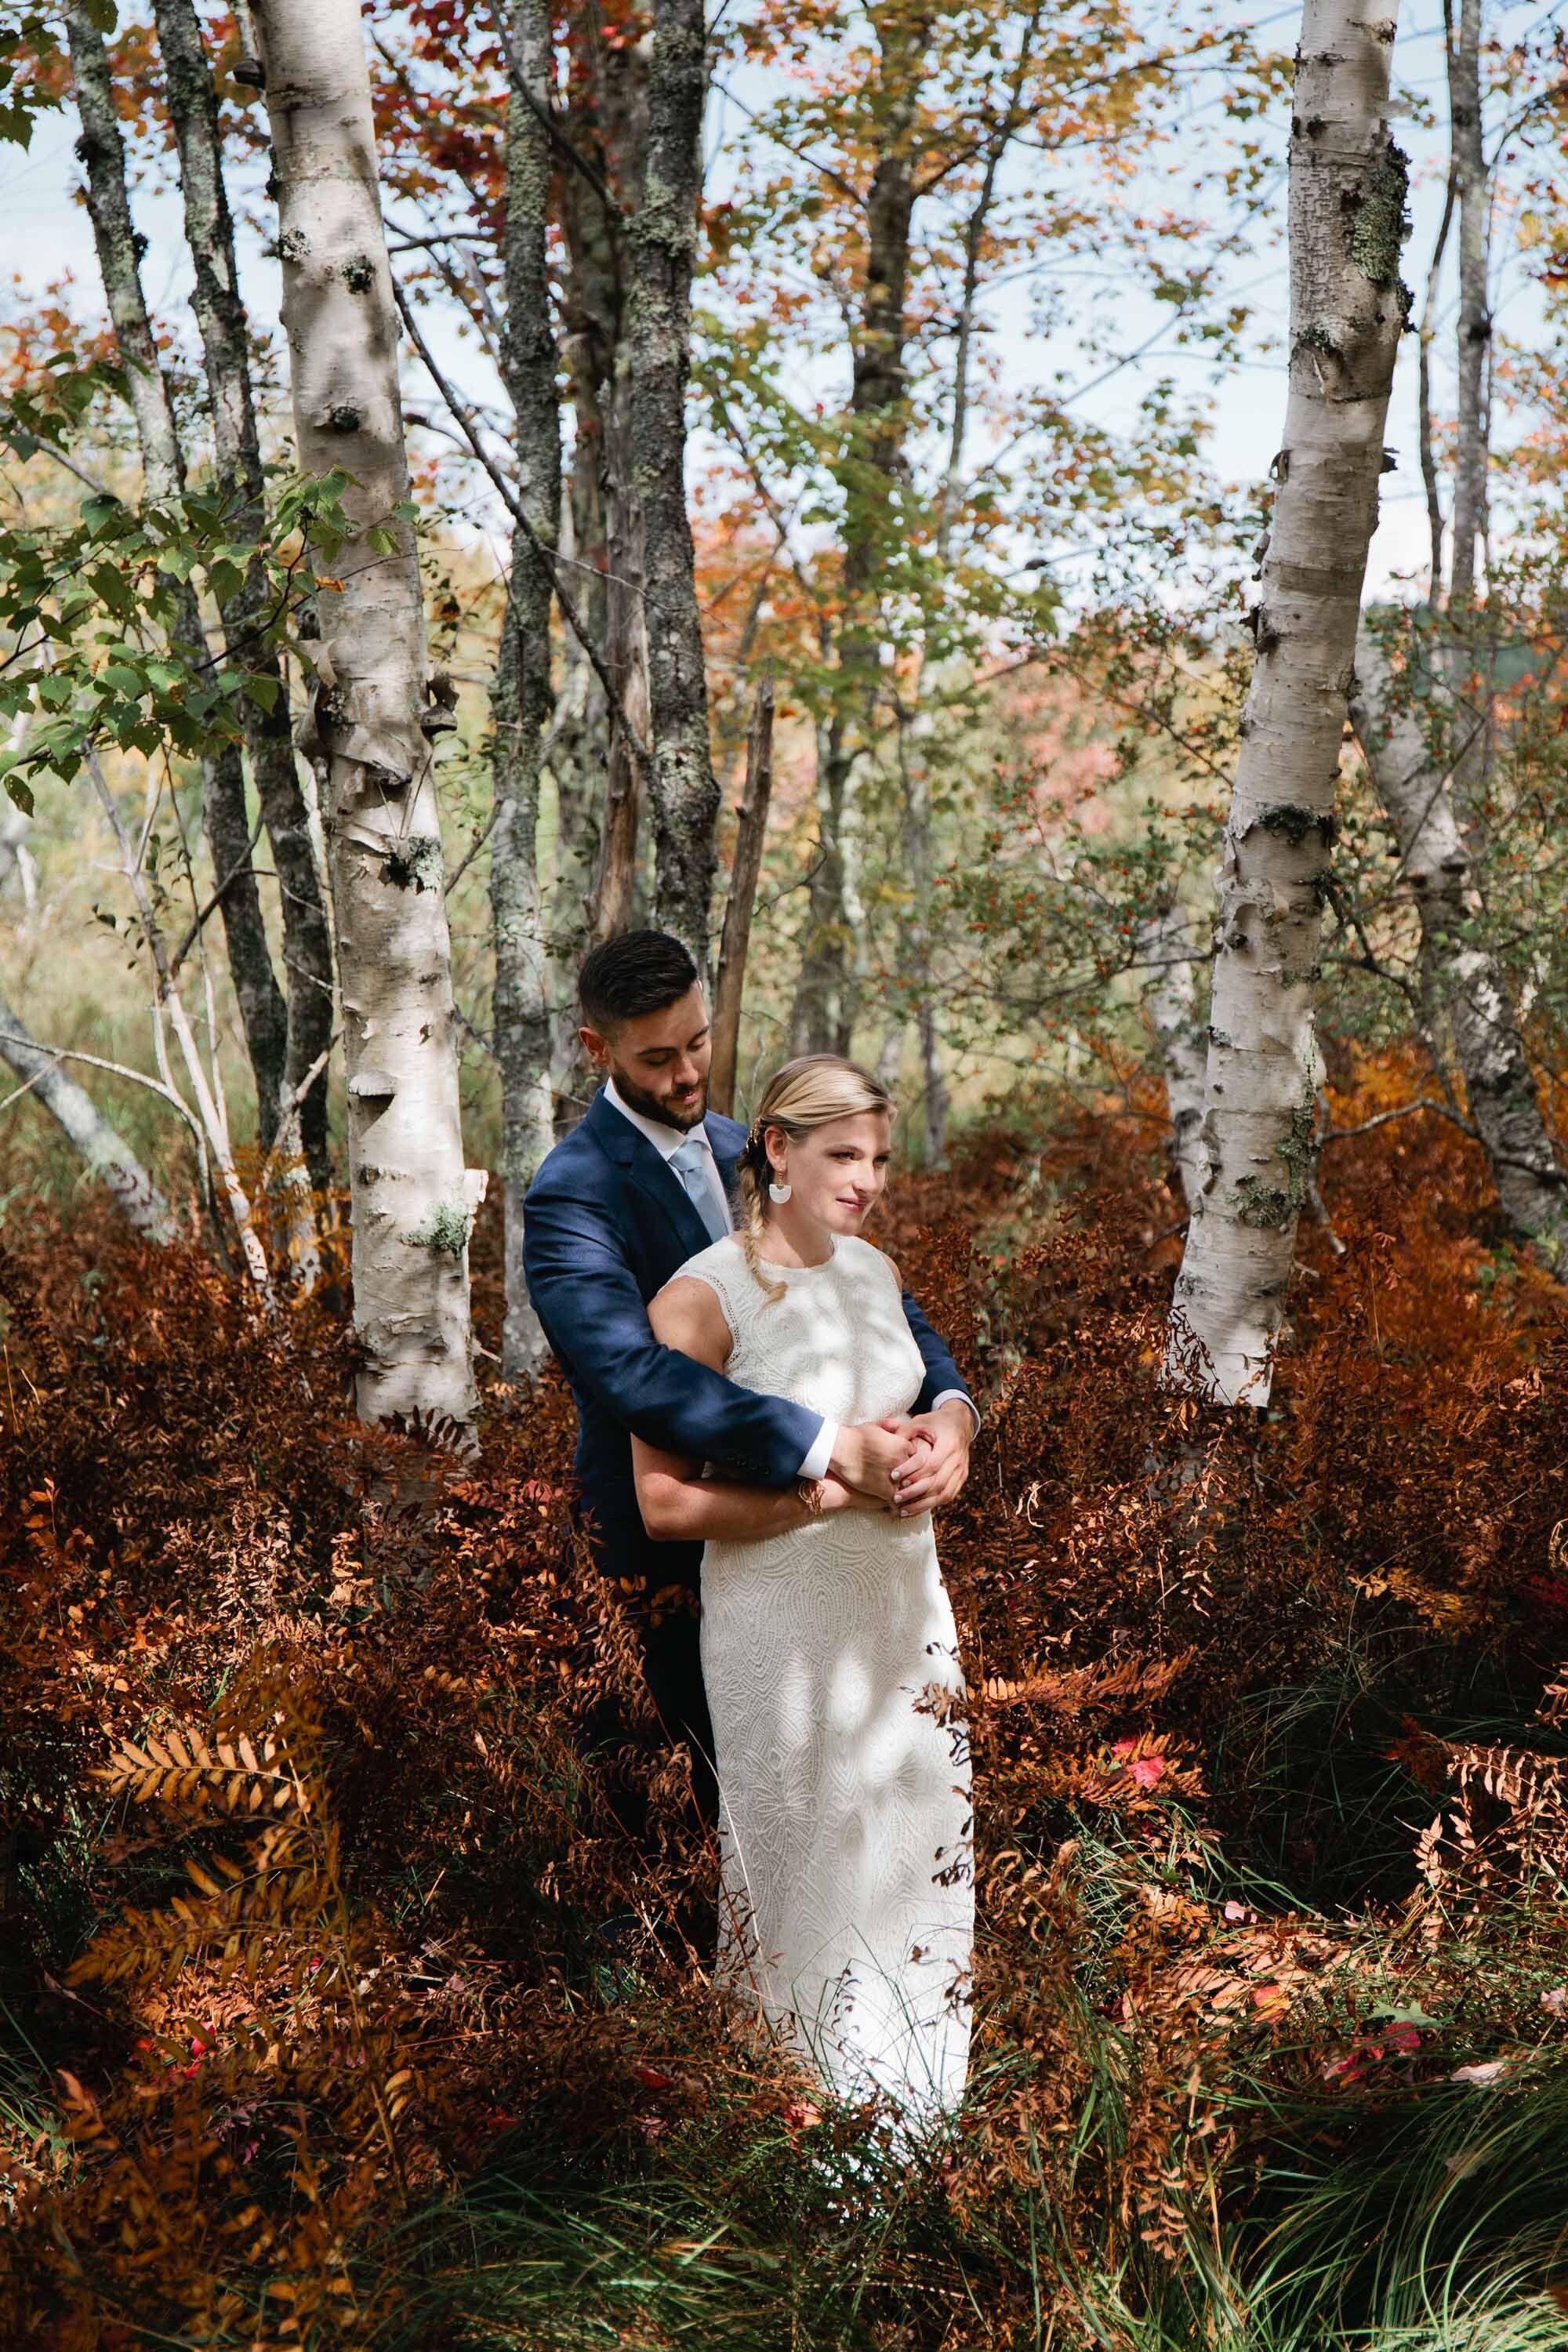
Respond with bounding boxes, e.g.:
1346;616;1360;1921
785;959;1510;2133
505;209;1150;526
734;1054;896;1304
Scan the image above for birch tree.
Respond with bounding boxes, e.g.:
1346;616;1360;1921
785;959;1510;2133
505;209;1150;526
149;0;335;1204
1140;903;1209;1217
0;995;176;1244
1350;626;1568;1256
1348;0;1568;1262
1168;0;1410;1405
0;744;172;1242
63;1;288;1142
253;0;481;1429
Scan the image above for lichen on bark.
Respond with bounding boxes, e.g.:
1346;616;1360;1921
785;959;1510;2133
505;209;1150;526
407;1203;474;1257
1349;140;1414;319
383;837;444;893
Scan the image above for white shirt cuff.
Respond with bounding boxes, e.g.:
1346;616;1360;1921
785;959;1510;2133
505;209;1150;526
930;1388;981;1439
798;1417;837;1483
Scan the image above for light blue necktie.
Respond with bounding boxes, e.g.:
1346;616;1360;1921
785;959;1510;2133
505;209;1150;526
670;1134;729;1243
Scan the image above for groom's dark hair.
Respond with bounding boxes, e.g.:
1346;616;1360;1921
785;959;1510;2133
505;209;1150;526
579;929;699;1034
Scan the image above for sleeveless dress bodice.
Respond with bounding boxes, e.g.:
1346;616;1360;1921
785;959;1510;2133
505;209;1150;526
675;1232;973;2127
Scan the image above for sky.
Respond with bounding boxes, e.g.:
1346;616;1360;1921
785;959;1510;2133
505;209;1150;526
0;2;1546;606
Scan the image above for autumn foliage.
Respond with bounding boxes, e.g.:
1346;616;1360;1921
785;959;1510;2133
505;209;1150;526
2;1076;1567;2344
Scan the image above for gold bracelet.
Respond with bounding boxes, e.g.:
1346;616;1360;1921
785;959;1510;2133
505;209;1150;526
795;1477;826;1515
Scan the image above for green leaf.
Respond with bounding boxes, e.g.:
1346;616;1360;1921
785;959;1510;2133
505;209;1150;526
1369;2002;1439;2028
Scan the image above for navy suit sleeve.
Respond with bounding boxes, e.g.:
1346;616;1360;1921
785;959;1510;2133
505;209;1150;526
902;1290;971;1418
522;1178;821;1486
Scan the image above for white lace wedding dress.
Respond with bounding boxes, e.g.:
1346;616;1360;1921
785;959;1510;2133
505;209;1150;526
677;1232;973;2127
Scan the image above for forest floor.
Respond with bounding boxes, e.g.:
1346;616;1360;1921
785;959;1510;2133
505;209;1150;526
2;1061;1568;2350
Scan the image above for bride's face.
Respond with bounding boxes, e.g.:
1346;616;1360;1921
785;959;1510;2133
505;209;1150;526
769;1110;892;1234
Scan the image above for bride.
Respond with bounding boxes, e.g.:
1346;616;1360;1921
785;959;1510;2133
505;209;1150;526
631;1055;973;2126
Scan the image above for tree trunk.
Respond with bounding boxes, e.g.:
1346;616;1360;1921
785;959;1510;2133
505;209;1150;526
1350;618;1568;1258
64;0;289;1145
1446;0;1488;608
588;404;648;948
543;506;605;1136
255;0;481;1430
151;0;336;1204
887;706;948;1163
551;2;648;1123
493;0;562;1386
1167;0;1409;1406
626;0;720;974
709;677;775;1118
791;31;920;1054
1139;904;1208;1216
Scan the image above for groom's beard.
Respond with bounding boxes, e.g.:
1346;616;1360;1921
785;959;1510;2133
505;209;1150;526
610;1065;708;1134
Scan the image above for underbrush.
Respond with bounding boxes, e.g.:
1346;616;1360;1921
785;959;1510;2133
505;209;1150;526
2;1080;1566;2348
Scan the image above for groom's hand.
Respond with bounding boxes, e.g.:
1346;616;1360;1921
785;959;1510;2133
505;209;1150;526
828;1421;909;1503
886;1400;973;1516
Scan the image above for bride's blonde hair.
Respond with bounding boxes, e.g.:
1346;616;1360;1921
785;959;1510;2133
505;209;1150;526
735;1054;895;1302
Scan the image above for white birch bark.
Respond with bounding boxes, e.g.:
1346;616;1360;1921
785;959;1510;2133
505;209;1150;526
253;0;481;1429
1168;0;1410;1405
1140;905;1208;1216
1350;619;1568;1256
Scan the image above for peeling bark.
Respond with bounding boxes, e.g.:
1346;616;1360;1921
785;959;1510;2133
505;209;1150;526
255;0;480;1429
493;0;561;1385
1168;0;1410;1405
64;0;288;1142
1351;617;1568;1258
150;0;335;1203
626;0;720;973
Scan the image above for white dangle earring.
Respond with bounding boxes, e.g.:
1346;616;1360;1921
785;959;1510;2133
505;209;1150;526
768;1169;792;1204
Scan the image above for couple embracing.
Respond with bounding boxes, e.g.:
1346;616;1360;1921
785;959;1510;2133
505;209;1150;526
523;931;977;2129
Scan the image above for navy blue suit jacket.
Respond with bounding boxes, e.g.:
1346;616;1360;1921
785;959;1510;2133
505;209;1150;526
521;1087;970;1546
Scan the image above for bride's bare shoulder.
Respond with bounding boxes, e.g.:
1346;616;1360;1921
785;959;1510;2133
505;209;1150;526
648;1250;739;1366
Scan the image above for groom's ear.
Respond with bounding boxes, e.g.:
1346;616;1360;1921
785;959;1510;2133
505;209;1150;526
579;1023;612;1070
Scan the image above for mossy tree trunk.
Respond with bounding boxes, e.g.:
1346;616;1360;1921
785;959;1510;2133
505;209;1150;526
1167;0;1410;1405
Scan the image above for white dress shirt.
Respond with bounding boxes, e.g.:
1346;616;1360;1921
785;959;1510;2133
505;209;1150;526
604;1077;976;1483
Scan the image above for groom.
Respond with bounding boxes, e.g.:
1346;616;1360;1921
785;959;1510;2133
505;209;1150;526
522;929;977;1817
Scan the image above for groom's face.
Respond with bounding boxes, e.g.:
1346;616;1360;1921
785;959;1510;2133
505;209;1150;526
582;982;713;1132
